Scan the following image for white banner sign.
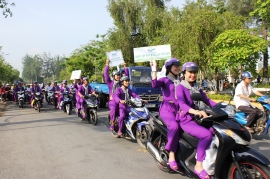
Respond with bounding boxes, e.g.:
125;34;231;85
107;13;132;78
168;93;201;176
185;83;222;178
134;44;171;62
70;70;81;80
106;50;124;67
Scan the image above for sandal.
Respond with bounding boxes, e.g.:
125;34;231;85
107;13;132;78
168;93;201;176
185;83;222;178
109;125;114;131
168;161;178;170
117;131;123;138
194;169;209;179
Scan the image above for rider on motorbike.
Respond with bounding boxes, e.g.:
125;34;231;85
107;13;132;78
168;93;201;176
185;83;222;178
77;77;97;118
30;81;43;107
233;71;264;133
176;62;216;179
150;58;181;170
59;80;70;110
114;76;146;137
104;58;129;131
13;81;25;103
44;82;52;102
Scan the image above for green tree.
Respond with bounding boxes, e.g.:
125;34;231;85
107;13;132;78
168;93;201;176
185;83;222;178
0;56;20;83
22;54;43;83
0;0;15;18
107;0;170;65
250;0;270;81
210;29;267;80
154;0;244;78
65;35;108;81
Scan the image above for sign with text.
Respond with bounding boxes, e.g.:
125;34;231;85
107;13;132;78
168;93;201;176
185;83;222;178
70;70;81;80
106;50;124;67
134;44;171;62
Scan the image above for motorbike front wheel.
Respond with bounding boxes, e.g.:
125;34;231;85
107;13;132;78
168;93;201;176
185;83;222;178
36;101;41;112
66;104;71;115
136;126;149;149
89;111;98;125
228;161;270;179
20;100;23;108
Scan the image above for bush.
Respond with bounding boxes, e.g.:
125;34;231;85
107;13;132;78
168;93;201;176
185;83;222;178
207;94;231;101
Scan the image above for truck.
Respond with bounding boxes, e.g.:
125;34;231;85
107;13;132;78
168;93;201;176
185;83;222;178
90;66;162;111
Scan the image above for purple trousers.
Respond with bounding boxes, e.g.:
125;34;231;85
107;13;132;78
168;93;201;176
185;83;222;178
159;103;180;153
180;120;213;161
76;98;86;111
109;100;119;122
14;93;18;102
118;104;130;133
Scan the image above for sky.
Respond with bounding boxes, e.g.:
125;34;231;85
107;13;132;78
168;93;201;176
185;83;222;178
0;0;186;76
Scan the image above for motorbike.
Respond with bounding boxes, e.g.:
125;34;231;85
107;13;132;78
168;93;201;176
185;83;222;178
59;91;73;115
78;94;98;125
70;87;77;107
54;91;60;108
109;98;150;149
25;90;31;103
32;92;42;112
228;91;270;137
17;91;25;108
145;93;270;179
47;90;55;105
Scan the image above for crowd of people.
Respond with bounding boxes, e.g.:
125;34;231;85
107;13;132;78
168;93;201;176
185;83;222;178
0;57;262;179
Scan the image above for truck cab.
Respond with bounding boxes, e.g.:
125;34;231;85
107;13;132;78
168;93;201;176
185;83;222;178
120;66;162;110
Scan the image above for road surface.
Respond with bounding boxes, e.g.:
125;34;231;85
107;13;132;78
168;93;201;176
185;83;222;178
0;102;269;179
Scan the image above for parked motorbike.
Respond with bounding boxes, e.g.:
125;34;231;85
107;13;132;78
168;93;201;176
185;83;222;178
59;91;73;115
145;93;270;178
109;98;150;149
78;94;98;125
228;90;270;137
32;92;42;112
47;90;54;105
17;91;25;108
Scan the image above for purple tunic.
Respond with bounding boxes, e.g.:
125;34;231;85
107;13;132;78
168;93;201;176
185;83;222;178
51;85;60;92
176;84;216;124
113;87;140;105
104;66;129;99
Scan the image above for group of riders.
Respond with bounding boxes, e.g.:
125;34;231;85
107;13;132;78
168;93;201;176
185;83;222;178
0;57;262;179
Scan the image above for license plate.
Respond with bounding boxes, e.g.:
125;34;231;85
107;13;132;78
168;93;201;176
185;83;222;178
145;104;156;108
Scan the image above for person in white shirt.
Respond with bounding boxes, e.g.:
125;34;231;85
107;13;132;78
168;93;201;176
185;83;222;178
140;71;151;82
233;71;263;133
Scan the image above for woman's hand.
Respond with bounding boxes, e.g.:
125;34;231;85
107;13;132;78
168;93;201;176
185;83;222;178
80;94;84;98
195;110;208;118
106;58;110;66
142;100;148;103
120;100;126;104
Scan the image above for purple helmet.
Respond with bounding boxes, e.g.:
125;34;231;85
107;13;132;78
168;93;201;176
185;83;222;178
182;62;198;72
83;77;88;81
62;80;67;84
165;58;181;68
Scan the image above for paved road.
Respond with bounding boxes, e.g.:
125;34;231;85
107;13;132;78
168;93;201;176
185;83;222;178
0;102;269;179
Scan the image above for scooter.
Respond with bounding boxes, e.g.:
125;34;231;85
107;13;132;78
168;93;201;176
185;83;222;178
70;87;77;107
145;93;270;178
47;90;54;105
109;98;150;149
228;90;270;137
32;92;42;112
78;94;98;125
59;91;73;115
17;91;25;108
54;91;60;109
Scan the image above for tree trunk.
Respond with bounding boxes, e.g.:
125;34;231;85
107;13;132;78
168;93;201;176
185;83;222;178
262;19;268;82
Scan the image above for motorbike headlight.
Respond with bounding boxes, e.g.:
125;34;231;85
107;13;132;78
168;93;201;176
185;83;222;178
220;105;235;118
220;129;249;145
159;96;163;102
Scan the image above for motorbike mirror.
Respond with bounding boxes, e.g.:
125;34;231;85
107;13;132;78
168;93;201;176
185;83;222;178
230;89;235;96
190;93;204;101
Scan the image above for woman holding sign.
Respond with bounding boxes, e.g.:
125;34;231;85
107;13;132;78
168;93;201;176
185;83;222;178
104;58;129;131
150;58;181;171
